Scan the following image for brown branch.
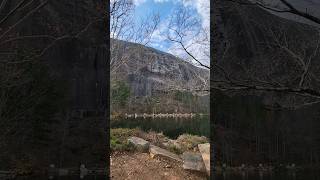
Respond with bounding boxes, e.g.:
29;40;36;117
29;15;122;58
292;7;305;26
0;0;8;14
0;0;28;27
212;81;320;99
167;28;210;69
227;0;320;25
0;35;56;47
0;0;48;41
279;0;320;25
36;35;72;58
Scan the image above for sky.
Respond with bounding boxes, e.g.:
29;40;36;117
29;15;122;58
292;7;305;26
129;0;210;67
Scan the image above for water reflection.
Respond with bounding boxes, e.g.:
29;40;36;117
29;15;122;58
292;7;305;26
111;115;210;138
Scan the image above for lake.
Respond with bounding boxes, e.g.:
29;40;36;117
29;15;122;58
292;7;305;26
213;171;320;180
110;115;210;139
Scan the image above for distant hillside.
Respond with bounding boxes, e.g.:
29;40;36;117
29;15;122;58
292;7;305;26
111;39;209;114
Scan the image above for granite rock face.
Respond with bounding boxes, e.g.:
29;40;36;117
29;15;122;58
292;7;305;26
111;39;210;97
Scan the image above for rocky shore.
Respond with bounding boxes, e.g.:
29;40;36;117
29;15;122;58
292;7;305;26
110;128;210;179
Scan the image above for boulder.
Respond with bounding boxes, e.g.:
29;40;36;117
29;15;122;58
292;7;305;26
198;143;210;175
182;152;206;172
128;137;150;152
149;145;182;162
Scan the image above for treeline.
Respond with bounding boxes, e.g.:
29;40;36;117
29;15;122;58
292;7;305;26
111;80;209;115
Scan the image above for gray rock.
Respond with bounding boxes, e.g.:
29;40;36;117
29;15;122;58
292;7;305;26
182;152;206;172
149;145;182;162
198;143;210;175
128;137;150;152
111;39;209;97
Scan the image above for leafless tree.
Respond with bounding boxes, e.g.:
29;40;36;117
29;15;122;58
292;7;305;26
110;0;160;73
0;0;106;146
165;0;320;104
212;0;320;109
227;0;320;25
167;5;210;69
0;0;51;145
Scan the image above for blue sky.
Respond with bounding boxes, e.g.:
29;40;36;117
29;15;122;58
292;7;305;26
120;0;210;67
133;0;177;52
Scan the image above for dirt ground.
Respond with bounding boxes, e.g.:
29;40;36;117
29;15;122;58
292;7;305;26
110;152;208;180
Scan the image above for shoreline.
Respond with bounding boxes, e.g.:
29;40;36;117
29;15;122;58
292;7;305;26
111;112;209;119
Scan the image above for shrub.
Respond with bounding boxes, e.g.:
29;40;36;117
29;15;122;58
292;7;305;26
110;128;141;151
176;134;208;151
167;144;183;155
111;81;131;107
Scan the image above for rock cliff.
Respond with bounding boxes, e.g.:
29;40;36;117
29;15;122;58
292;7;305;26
111;39;209;96
110;39;209;114
212;0;320;165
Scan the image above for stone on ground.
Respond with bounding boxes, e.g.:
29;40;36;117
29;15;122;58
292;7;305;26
128;136;150;152
198;143;210;175
149;145;182;162
182;152;206;172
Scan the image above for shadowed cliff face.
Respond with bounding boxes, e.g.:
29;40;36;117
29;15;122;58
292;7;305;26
255;0;320;28
212;0;320;166
0;0;107;169
111;39;209;96
213;0;320;106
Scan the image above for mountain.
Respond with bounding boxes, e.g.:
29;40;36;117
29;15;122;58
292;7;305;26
111;39;210;114
111;39;209;95
212;0;320;166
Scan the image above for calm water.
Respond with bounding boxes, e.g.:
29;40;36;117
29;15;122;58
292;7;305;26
111;115;210;139
213;171;320;180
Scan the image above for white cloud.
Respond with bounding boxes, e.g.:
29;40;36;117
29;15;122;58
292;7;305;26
167;0;210;68
133;0;147;6
154;0;170;3
180;0;210;30
147;0;210;68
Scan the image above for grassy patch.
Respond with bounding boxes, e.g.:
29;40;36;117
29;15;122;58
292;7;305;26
110;128;142;151
110;128;209;154
167;144;183;155
176;134;208;151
